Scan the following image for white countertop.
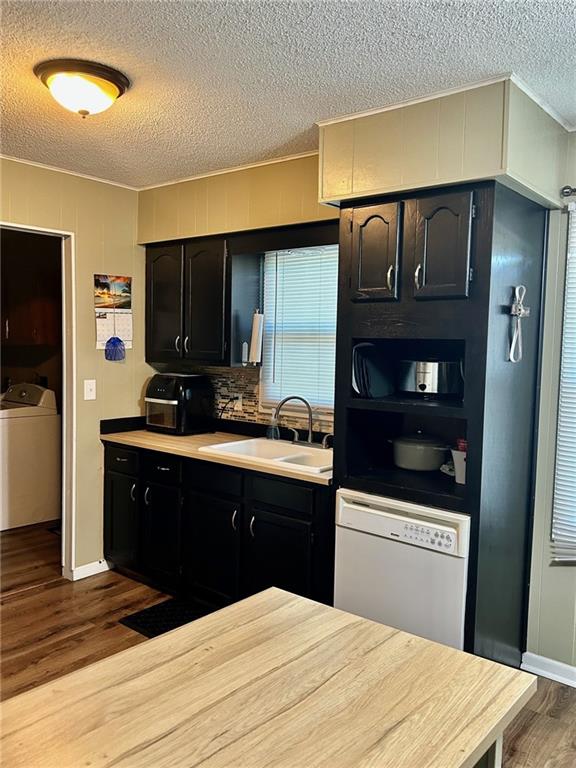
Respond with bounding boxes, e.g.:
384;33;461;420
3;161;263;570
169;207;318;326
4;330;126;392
101;430;333;485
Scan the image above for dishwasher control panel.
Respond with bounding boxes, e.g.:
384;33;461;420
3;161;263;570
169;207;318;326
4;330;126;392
336;489;470;558
398;520;457;553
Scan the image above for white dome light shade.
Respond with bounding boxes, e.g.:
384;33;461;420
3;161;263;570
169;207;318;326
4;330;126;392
34;59;130;117
46;73;119;116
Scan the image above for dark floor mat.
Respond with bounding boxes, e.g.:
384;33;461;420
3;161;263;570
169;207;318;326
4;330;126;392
119;598;216;638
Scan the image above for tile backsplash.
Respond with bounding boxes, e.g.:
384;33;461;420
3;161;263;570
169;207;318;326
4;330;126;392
195;366;334;434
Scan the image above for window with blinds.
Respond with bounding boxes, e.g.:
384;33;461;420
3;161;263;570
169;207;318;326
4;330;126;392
551;205;576;562
260;244;338;412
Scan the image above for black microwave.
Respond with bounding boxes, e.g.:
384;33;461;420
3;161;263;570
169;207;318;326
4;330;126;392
144;374;214;435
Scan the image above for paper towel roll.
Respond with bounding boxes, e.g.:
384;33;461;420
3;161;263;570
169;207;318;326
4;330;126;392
249;311;264;364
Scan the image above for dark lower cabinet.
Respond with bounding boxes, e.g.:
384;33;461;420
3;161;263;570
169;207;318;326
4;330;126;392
242;508;313;598
183;492;241;605
103;471;139;570
140;481;182;589
103;443;333;606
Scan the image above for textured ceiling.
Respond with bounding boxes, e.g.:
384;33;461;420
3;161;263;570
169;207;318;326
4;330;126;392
2;0;575;189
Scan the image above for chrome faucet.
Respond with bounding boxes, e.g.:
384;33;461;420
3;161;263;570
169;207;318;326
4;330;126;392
267;396;314;443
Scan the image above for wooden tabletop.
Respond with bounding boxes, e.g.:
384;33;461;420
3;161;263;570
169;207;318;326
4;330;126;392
0;588;535;768
101;430;333;485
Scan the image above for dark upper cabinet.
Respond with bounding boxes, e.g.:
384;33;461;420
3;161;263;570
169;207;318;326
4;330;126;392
103;471;139;570
145;238;260;368
242;508;313;599
1;229;61;346
183;240;226;364
146;244;184;362
350;203;401;301
140;481;182;589
410;190;473;300
183;492;241;605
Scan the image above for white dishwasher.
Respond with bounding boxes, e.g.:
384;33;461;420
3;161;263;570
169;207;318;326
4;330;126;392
334;488;471;650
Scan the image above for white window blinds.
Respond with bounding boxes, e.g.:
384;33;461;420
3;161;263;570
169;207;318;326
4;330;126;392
260;244;338;411
552;205;576;562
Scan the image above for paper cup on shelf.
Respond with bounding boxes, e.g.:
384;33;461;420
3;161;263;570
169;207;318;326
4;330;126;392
451;449;467;485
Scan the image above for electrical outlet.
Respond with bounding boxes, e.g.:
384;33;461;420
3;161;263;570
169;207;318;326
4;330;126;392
233;395;243;412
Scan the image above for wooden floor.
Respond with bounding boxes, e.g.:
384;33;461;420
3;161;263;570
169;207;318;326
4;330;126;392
0;525;166;701
503;676;576;767
0;528;575;767
1;522;62;596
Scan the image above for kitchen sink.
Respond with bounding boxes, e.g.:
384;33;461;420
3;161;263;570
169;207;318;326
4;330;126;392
199;438;333;475
275;452;333;470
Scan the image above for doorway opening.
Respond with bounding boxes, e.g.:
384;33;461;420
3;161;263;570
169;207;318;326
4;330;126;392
1;225;73;593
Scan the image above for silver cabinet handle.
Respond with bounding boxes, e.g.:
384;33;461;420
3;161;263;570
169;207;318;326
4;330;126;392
156;466;170;472
414;263;423;290
174;335;181;352
249;515;255;538
116;457;128;463
4;319;8;340
386;264;394;292
231;509;238;532
130;483;136;502
184;336;189;354
144;486;151;506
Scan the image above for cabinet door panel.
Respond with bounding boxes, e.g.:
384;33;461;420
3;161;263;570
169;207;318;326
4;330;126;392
243;508;312;598
141;481;181;588
146;244;184;363
183;240;226;363
351;203;401;301
2;233;61;346
412;191;473;299
183;492;240;604
104;472;139;569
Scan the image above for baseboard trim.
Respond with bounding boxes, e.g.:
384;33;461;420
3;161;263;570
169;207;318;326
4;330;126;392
521;652;576;688
69;559;110;581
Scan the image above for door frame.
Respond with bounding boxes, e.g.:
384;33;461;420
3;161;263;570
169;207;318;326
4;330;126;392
1;220;76;578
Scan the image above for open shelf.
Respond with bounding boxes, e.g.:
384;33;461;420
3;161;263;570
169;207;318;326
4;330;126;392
343;469;467;513
342;406;468;512
347;396;467;419
351;338;466;404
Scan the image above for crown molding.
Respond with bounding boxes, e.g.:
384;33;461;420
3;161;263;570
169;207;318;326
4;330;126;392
1;150;321;192
509;73;574;132
0;154;139;190
137;151;319;191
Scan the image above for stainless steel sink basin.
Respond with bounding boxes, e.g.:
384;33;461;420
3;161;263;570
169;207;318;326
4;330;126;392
199;438;332;475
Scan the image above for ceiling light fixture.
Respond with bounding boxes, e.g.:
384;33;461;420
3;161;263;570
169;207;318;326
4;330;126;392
33;59;130;117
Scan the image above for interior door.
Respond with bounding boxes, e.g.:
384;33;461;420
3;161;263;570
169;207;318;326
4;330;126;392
350;202;401;301
243;508;313;598
411;191;473;300
145;244;184;363
183;492;241;605
183;239;226;363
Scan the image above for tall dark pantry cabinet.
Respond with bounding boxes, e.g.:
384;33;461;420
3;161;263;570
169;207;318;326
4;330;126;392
333;181;547;667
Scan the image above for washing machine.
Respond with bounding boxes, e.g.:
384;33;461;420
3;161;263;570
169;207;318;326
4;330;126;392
0;383;61;531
